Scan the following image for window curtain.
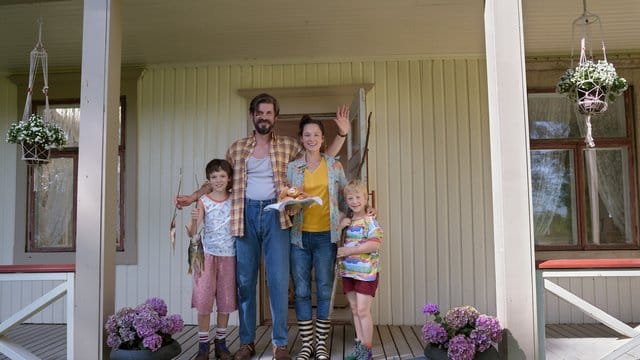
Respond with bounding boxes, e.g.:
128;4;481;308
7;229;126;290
575;99;628;244
529;95;573;239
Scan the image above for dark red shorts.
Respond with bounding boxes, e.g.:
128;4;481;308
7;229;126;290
342;275;379;297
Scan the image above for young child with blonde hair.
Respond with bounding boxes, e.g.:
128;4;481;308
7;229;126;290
337;180;383;360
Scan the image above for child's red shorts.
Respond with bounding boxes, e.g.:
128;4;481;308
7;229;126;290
192;254;237;314
342;275;379;297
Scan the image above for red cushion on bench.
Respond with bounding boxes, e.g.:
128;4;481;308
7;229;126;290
536;259;640;269
0;264;75;273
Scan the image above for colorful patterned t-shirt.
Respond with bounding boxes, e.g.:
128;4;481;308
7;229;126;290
338;216;383;281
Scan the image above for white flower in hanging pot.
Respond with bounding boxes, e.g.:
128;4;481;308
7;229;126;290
556;60;628;115
5;114;68;164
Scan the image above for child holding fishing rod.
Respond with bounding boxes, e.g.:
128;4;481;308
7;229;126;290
185;159;236;360
337;180;383;360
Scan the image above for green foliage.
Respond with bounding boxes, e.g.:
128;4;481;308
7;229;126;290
556;60;628;103
5;114;67;149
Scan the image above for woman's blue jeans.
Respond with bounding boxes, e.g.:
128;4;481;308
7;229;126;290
236;198;290;347
290;231;337;321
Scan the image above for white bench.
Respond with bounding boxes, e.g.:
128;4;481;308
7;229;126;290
536;259;640;360
0;264;75;360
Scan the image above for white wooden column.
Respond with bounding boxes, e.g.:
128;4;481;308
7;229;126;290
75;0;121;358
484;1;538;359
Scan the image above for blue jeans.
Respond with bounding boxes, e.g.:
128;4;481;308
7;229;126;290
290;231;337;321
236;198;290;347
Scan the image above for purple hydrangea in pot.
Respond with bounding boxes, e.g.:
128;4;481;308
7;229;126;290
422;303;502;360
105;297;184;360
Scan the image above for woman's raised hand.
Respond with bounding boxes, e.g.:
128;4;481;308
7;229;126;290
334;104;350;136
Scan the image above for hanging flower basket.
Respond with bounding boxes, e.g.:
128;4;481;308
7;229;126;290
5;114;67;165
556;60;627;115
21;142;51;164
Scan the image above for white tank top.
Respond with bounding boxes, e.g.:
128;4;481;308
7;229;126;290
199;195;234;256
245;155;276;200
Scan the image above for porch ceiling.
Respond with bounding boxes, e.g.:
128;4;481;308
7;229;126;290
0;0;638;74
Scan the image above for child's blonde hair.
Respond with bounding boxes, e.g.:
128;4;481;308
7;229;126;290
343;179;368;200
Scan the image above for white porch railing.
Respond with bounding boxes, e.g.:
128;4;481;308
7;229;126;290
0;264;75;360
536;259;640;360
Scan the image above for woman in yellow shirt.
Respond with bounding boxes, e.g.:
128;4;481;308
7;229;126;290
286;110;348;360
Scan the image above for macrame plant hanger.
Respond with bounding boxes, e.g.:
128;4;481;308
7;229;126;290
571;0;607;148
20;18;52;166
23;17;50;123
571;0;607;244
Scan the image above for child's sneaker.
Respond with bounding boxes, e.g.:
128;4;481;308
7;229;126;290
214;338;233;360
345;340;362;360
195;341;210;360
356;346;372;360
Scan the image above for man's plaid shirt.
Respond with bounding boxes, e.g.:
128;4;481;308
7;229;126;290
226;132;303;237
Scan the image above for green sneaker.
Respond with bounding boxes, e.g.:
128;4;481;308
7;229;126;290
345;340;362;360
357;346;373;360
357;347;372;360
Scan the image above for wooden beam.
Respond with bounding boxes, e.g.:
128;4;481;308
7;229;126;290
484;0;538;359
544;280;640;338
0;338;40;360
0;282;67;335
75;0;121;358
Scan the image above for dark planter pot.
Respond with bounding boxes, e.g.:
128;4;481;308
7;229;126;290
424;345;499;360
109;340;181;360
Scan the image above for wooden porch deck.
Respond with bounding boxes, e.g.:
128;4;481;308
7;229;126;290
2;323;640;359
0;324;427;360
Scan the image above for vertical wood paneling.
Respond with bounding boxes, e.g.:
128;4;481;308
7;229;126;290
432;60;451;313
469;59;493;313
444;60;462;308
456;59;474;307
421;61;439;323
408;60;426;325
402;60;418;324
372;60;389;324
385;60;401;324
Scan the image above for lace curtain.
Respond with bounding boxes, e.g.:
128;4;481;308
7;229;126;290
30;106;80;250
529;95;575;243
575;99;629;244
32;158;74;249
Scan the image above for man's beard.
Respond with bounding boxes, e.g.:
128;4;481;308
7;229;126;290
254;119;273;135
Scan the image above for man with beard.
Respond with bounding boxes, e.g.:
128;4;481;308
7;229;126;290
177;93;349;360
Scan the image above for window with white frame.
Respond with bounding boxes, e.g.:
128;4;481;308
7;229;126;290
528;89;637;250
